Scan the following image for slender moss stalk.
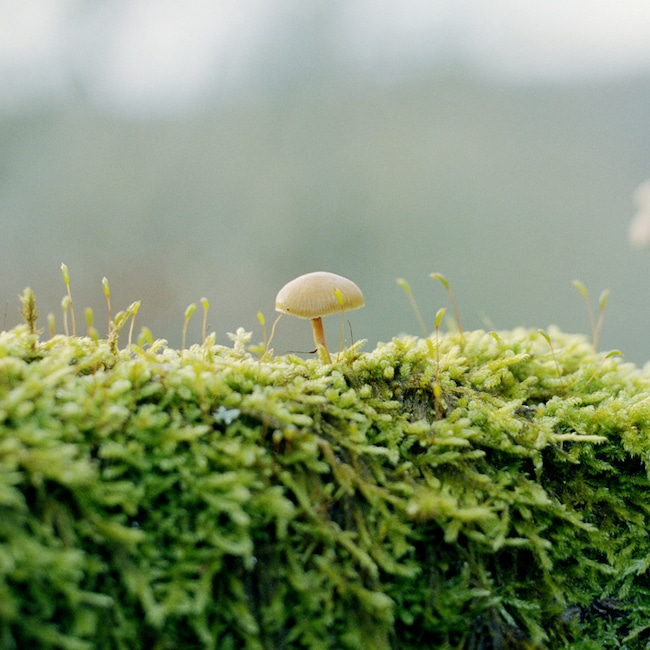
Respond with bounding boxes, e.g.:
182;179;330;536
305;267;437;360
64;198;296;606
102;277;112;336
200;297;210;344
266;313;282;356
127;301;141;348
61;295;70;337
85;307;99;341
60;263;76;336
433;307;445;419
182;303;197;350
573;280;609;351
334;287;346;361
397;278;428;337
430;272;464;346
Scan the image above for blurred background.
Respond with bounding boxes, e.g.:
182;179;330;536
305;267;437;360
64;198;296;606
2;1;650;362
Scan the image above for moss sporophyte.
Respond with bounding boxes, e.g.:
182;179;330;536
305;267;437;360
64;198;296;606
4;288;650;648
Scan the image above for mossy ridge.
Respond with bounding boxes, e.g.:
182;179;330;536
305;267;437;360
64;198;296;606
1;325;650;648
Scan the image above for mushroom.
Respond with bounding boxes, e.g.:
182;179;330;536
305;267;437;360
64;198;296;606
275;271;365;362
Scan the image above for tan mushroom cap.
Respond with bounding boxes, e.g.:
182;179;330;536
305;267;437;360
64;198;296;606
275;272;365;319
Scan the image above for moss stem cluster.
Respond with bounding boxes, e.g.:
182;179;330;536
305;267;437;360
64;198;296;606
1;317;650;648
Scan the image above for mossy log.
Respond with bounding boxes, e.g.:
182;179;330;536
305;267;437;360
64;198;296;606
1;324;650;648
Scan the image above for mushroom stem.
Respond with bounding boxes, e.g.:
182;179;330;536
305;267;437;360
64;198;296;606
310;317;331;363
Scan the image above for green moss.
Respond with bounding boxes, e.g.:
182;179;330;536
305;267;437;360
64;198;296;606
2;322;650;648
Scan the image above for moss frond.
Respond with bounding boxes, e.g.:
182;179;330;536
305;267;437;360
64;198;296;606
1;318;650;648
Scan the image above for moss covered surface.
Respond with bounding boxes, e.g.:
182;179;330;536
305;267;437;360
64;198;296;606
2;323;650;648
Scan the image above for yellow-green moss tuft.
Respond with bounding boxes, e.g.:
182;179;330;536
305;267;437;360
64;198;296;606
1;324;650;648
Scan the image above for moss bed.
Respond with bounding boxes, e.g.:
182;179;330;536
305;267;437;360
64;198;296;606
2;320;650;648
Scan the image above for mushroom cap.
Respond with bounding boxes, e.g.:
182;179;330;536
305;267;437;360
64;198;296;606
275;272;365;319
